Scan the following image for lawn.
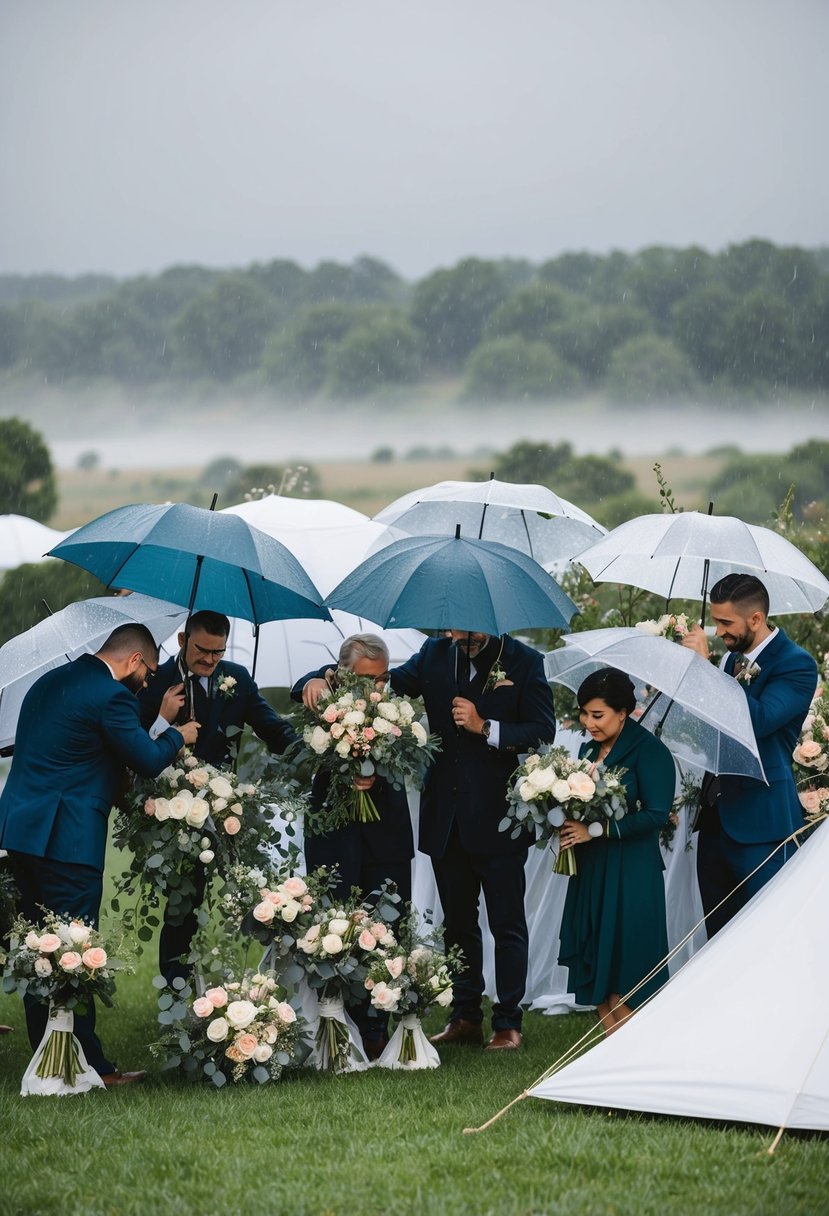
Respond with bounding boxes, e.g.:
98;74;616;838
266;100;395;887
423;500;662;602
1;932;827;1216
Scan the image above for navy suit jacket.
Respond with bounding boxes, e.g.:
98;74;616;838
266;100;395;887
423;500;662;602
718;628;817;844
391;635;557;859
140;657;296;768
0;654;184;871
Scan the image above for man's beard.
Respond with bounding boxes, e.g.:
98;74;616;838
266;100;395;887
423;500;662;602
119;671;144;694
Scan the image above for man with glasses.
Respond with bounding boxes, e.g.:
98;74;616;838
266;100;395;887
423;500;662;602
0;624;197;1085
139;609;297;983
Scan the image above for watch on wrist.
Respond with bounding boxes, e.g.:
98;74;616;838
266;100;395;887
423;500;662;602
481;719;492;740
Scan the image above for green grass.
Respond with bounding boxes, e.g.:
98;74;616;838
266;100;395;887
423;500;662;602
1;942;827;1216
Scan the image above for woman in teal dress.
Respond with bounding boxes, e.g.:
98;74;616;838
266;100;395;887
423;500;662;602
558;667;676;1035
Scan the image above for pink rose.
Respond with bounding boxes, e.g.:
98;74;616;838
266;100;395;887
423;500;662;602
38;933;62;953
370;691;382;702
82;947;107;969
390;725;402;737
144;798;156;816
794;739;823;764
58;951;83;971
282;876;307;899
369;922;387;940
363;727;376;741
301;895;313;910
275;1002;296;1024
192;996;214;1018
799;789;822;814
253;900;275;924
205;986;228;1008
358;929;377;950
385;956;405;979
322;706;338;723
235;1033;259;1059
223;816;241;836
266;890;285;906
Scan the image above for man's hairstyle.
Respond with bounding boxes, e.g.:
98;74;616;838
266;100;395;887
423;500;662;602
339;633;389;670
709;574;769;616
98;623;159;660
577;667;637;714
186;610;231;638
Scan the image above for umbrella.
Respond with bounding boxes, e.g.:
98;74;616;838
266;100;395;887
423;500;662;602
544;627;765;780
47;502;331;626
572;511;829;617
373;477;605;569
0;593;188;751
219;494;425;686
0;514;70;571
326;531;579;634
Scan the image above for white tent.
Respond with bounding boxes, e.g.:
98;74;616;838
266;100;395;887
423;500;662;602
529;819;829;1132
0;514;69;570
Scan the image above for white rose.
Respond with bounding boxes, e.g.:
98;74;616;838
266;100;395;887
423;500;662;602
397;701;415;722
225;999;257;1030
321;933;343;955
436;987;453;1007
297;924;321;954
372;717;392;735
533;767;556;792
635;619;662;636
154;798;171;822
410;721;428;746
342;709;365;726
371;981;402;1011
185;798;210;828
34;957;53;978
206;1017;229;1042
567;772;596;801
376;702;399;721
25;931;41;951
198;849;215;864
518;780;535;803
328;917;350;936
253;1044;273;1063
309;725;331;755
551;780;572;803
523;753;540;770
209;775;234;800
68;922;89;946
279;901;301;923
334;739;351;757
167;794;191;821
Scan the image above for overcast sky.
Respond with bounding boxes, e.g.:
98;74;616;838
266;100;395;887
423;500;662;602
2;0;827;282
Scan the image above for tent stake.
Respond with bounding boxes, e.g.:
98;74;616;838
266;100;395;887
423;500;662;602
463;1090;529;1135
767;1125;785;1155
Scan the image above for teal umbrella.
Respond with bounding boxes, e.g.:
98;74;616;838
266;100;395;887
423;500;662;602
325;530;578;634
47;502;330;626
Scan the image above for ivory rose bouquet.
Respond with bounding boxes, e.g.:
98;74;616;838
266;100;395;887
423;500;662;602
635;613;692;642
500;745;628;875
152;969;303;1086
291;670;441;827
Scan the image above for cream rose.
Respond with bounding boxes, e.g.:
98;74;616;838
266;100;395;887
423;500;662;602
321;933;343;955
192;996;215;1018
371;981;401;1011
410;721;428;745
153;798;171;822
567;771;596;801
209;775;234;800
25;930;41;951
799;788;822;814
253;1043;273;1063
280;901;301;923
58;951;83;971
282;876;307;898
198;849;215;864
223;816;242;836
206;1017;229;1042
551;779;572;804
185;798;210;828
309;726;331;755
226;1000;257;1030
234;1033;259;1059
358;929;377;950
253;900;275;924
275;1001;296;1024
34;957;53;977
385;956;405;980
167;793;192;820
328;917;350;936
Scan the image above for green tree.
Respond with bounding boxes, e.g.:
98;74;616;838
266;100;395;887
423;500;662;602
463;336;582;400
326;315;421;396
605;334;699;401
485;283;571;343
172;274;279;380
709;441;829;524
0;562;107;647
486;440;575;485
410;258;509;369
0;417;58;521
262;303;360;395
625;245;715;330
672;283;736;380
547;303;651;381
722;289;795;387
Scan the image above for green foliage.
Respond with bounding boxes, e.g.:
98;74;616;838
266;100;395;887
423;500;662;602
463;336;582;400
325;314;421;396
485;283;571;342
172;274;279;380
410;257;509;368
0;417;58;522
222;463;321;505
709;440;829;524
0;561;107;646
261;302;359;395
592;489;661;530
605;334;699;401
546;303;652;381
478;440;634;508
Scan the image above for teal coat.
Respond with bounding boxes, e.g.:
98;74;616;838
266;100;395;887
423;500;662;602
558;716;676;1010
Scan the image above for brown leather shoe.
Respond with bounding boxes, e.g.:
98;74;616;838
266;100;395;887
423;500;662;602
362;1037;389;1062
99;1070;147;1087
429;1019;484;1046
0;1025;13;1034
484;1029;522;1051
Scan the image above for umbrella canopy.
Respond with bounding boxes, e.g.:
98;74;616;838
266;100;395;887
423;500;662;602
544;627;765;780
220;495;425;686
47;502;330;626
0;593;188;751
573;511;829;616
0;514;70;571
326;532;579;634
373;478;605;569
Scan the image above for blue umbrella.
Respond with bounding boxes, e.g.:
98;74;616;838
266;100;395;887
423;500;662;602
47;502;331;626
325;530;578;634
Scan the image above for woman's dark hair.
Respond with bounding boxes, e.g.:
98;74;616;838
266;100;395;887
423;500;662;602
577;667;637;714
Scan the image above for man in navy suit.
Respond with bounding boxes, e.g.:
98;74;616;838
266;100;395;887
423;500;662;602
302;630;557;1050
0;624;196;1084
139;609;297;983
684;574;817;936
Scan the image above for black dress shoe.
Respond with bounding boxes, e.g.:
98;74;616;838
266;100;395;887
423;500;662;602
99;1070;147;1087
429;1019;484;1046
362;1037;389;1062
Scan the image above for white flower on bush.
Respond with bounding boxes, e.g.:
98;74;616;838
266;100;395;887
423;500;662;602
206;1017;229;1042
226;1000;257;1030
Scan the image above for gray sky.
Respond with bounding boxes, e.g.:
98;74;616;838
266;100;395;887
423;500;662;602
2;0;827;281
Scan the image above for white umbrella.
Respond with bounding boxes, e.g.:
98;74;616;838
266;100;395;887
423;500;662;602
572;511;829;616
219;495;424;686
0;593;188;751
545;627;765;780
372;477;606;569
0;514;70;571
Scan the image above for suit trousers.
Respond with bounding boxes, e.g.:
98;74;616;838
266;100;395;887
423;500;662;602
9;852;115;1076
431;825;528;1031
159;862;208;988
697;817;790;939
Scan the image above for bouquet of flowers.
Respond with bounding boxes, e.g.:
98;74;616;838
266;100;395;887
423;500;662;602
112;752;293;938
635;612;692;642
500;745;628;876
291;670;441;828
2;913;130;1095
241;868;335;968
792;664;829;824
364;912;461;1070
152;969;303;1086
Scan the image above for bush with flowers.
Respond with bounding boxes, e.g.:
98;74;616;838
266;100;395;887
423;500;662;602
289;669;441;828
500;745;628;875
152;969;303;1086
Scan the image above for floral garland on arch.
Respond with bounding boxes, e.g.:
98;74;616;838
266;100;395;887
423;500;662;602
500;745;628;875
289;670;441;829
112;751;302;942
2;913;131;1095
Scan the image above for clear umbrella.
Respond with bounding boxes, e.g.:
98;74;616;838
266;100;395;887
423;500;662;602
572;511;829;617
544;627;765;779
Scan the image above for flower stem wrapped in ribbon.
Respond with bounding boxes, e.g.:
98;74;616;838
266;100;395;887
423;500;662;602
501;745;628;876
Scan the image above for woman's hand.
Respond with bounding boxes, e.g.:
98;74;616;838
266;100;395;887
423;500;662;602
560;819;592;849
353;775;376;792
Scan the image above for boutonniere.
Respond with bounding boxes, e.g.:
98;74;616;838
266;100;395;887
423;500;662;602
217;674;237;700
483;639;513;693
736;661;761;684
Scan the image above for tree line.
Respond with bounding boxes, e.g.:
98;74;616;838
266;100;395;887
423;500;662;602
0;241;827;399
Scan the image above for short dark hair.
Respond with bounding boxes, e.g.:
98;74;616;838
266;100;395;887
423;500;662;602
98;623;159;660
186;610;230;638
709;574;769;616
577;667;637;714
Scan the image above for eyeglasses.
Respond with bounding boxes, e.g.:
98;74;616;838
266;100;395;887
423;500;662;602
192;641;227;659
138;655;157;682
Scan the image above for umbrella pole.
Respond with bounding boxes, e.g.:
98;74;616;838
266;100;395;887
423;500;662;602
699;501;715;628
251;624;260;682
